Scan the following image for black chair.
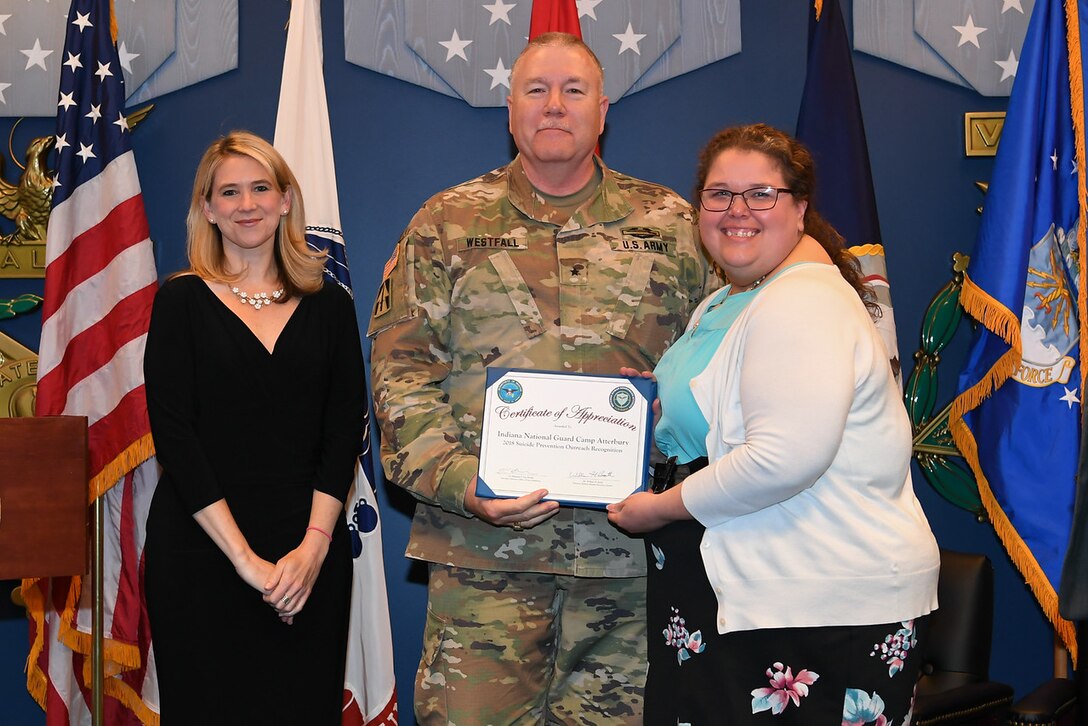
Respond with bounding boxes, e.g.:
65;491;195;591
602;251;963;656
912;549;1015;725
1007;677;1078;725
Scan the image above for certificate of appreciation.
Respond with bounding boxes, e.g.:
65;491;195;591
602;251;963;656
476;367;656;508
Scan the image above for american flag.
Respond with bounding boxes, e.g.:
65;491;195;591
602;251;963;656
24;0;159;723
273;1;397;723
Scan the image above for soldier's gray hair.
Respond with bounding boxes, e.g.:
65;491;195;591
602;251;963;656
510;32;604;92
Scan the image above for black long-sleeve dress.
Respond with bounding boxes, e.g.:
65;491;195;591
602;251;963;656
143;274;365;724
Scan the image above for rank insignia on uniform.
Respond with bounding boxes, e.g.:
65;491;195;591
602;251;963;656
373;278;392;318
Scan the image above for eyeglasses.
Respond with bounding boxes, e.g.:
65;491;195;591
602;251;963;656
699;186;794;212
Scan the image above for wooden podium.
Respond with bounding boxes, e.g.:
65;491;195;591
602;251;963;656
0;416;88;579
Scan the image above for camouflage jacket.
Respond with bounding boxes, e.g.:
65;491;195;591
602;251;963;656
368;156;715;577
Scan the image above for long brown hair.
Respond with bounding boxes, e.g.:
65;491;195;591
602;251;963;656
694;123;879;314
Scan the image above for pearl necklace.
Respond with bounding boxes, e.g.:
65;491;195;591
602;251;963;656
229;286;284;310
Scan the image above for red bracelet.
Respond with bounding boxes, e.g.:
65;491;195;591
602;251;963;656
306;525;332;543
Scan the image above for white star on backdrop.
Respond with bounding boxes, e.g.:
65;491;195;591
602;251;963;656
483;57;510;90
0;82;10;104
440;29;473;62
1001;0;1024;14
1060;387;1080;409
21;38;55;71
118;41;139;72
612;22;645;56
994;49;1018;81
577;0;604;21
482;0;515;26
953;15;987;49
72;11;93;31
0;14;11;35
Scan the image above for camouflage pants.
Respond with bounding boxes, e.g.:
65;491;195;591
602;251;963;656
415;564;647;726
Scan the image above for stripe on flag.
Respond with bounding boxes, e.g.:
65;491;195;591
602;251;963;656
23;0;160;722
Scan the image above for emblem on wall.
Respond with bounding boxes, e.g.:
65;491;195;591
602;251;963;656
0;131;53;278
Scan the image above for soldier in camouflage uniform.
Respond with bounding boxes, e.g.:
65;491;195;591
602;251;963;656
368;33;715;725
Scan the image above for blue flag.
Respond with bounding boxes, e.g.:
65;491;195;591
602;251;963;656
795;0;901;375
951;0;1084;660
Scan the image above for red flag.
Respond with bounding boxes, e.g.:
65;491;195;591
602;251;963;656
24;0;160;722
529;0;582;39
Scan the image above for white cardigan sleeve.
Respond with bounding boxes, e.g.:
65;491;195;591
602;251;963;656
681;271;869;527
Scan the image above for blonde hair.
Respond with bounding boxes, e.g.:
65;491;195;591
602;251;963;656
185;130;325;299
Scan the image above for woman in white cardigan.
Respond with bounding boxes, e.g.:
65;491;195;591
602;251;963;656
607;124;939;725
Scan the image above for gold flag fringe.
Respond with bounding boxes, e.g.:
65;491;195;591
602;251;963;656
947;0;1086;665
24;437;158;723
89;433;155;502
814;0;824;22
951;416;1079;664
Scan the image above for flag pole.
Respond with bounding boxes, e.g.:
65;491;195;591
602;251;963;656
92;497;104;725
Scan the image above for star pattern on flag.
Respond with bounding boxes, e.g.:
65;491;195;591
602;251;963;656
21;38;54;70
954;15;987;49
577;0;604;20
482;0;515;26
439;28;473;62
484;57;511;90
1060;386;1080;409
72;11;94;31
612;22;645;56
51;0;136;199
995;49;1018;82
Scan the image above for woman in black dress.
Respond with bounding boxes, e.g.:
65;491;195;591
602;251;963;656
143;131;365;723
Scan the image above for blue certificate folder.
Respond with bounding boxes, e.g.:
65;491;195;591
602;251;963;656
476;367;657;509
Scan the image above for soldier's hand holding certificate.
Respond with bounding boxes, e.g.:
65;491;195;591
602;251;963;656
477;368;655;508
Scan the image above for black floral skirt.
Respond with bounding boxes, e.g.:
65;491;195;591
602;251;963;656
645;519;928;725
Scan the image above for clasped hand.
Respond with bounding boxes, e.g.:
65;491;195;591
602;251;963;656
234;533;329;625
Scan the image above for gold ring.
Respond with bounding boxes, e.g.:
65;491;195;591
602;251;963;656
282;596;291;605
512;522;524;531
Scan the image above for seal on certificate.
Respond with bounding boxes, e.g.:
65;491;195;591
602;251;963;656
609;386;635;412
498;379;524;404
